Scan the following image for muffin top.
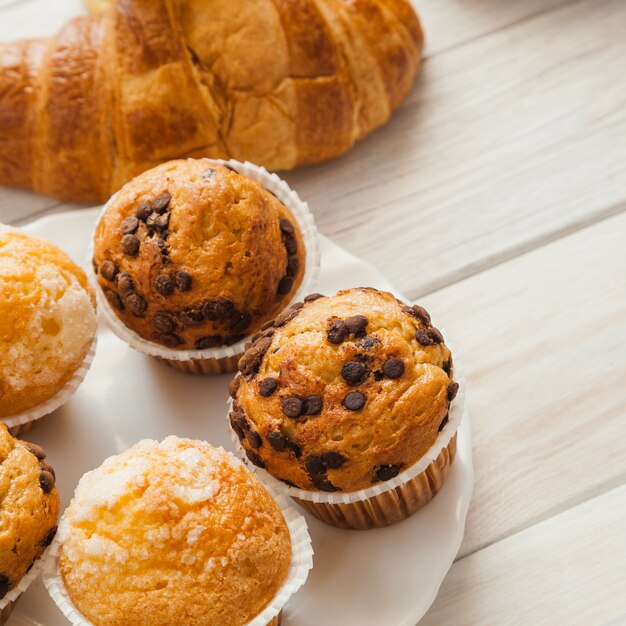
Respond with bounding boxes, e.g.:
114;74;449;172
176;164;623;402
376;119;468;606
92;159;306;350
0;226;96;417
59;436;292;626
0;424;60;599
231;288;458;493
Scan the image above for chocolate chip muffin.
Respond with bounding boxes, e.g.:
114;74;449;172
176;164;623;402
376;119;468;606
0;226;97;423
92;159;307;353
57;436;293;626
0;424;60;605
230;288;459;516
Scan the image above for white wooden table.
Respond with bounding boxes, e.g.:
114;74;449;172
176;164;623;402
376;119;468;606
2;1;626;624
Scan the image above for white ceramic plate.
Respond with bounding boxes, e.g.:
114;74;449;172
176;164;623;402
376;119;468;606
9;209;473;626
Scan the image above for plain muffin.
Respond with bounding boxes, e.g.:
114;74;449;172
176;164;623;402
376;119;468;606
92;159;306;350
230;288;458;493
59;436;292;626
0;424;60;599
0;226;96;417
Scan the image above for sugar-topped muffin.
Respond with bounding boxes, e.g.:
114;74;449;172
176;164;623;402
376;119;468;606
0;424;60;600
230;288;458;493
92;159;306;350
0;226;96;417
59;436;292;626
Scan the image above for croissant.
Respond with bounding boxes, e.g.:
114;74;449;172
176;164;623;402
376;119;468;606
0;0;423;203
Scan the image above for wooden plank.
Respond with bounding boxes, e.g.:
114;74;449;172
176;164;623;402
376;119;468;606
283;0;626;298
420;484;626;626
417;0;573;56
419;212;626;558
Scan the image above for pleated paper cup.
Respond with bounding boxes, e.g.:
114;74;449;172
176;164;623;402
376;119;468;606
0;547;52;625
91;159;320;376
43;494;313;626
1;337;97;436
231;338;465;530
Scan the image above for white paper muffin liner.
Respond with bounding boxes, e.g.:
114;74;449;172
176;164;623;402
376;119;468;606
90;158;321;364
1;337;97;433
43;493;313;626
230;332;465;506
0;546;52;614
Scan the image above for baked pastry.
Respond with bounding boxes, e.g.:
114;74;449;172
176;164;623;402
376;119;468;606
0;226;97;421
58;436;292;626
0;424;60;615
0;0;423;203
230;288;460;528
93;159;306;356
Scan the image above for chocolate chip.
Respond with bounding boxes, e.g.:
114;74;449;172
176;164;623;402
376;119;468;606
341;361;368;385
447;381;459;402
438;413;449;432
304;395;323;415
284;235;298;255
121;234;140;256
136;201;152;221
155;213;170;231
279;478;298;488
229;414;245;439
175;271;192;291
281;397;303;418
238;336;272;377
344;391;366;411
229;375;242;398
410;305;431;325
230;407;249;436
39;470;55;493
41;525;57;547
126;293;147;316
322;451;346;469
287;440;302;458
279;218;295;234
202;168;216;179
120;216;139;235
375;464;402;482
274;305;302;327
327;320;348;344
277;275;294;295
357;336;380;350
245;448;265;469
99;260;119;281
152;311;176;334
0;575;9;599
259;378;278;397
23;442;46;460
345;315;368;334
286;256;299;277
116;272;135;296
268;431;288;451
179;307;204;326
312;476;338;492
195;336;222;349
39;460;55;479
443;359;452;375
153;193;171;213
225;334;245;346
104;288;123;310
305;455;326;476
383;358;405;379
154;274;174;296
154;238;169;256
304;293;324;302
146;212;160;231
160;333;183;347
202;299;237;322
373;370;385;381
415;327;444;346
230;313;251;335
247;429;262;449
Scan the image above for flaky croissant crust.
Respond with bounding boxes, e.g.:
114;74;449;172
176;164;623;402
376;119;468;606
0;0;423;203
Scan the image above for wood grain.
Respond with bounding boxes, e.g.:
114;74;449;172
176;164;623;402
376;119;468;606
420;211;626;558
420;484;626;626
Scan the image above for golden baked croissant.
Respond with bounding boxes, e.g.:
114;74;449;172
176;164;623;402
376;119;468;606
0;0;423;203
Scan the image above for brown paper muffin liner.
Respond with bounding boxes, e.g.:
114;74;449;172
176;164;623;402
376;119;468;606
295;435;457;530
0;600;15;626
92;159;320;376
